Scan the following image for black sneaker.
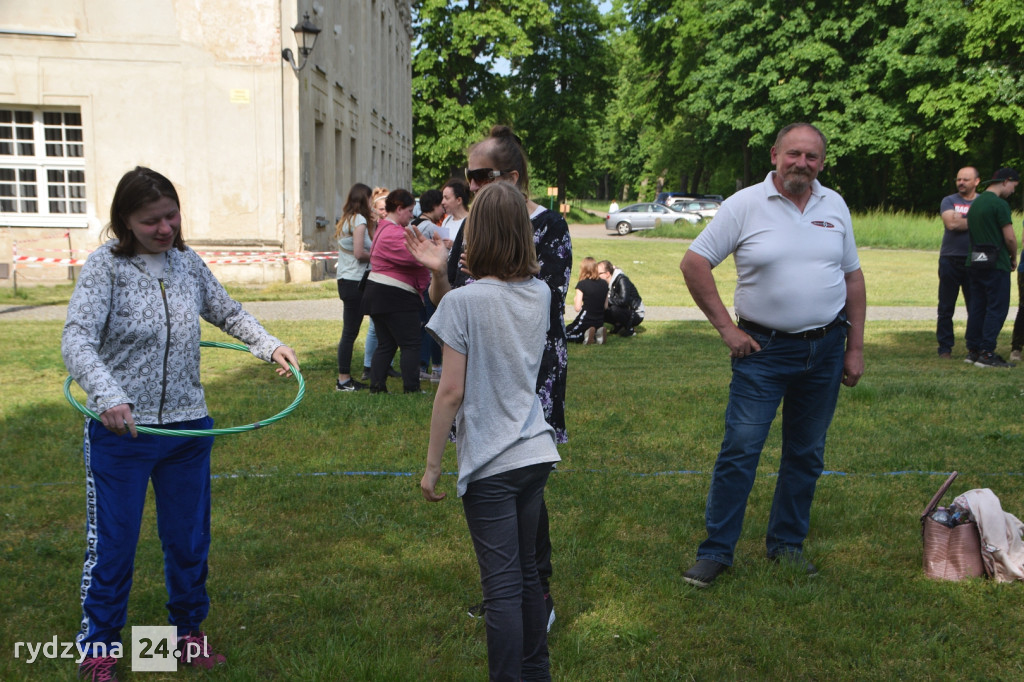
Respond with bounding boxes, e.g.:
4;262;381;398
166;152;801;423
964;351;979;364
467;601;485;619
619;327;636;338
769;551;818;575
682;559;729;588
361;368;371;381
387;367;402;378
974;351;1014;368
336;378;365;392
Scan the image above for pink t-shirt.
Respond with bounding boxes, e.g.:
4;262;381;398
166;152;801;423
370;218;430;292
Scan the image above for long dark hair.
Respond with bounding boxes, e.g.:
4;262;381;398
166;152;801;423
105;167;186;256
336;183;374;239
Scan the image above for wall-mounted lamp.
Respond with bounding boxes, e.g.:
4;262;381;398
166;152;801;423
281;12;321;73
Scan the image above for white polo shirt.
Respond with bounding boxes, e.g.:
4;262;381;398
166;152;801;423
689;172;860;333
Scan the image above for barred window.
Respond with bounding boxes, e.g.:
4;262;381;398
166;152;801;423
0;108;87;226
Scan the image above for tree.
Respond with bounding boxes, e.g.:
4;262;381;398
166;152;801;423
512;1;613;201
411;0;552;189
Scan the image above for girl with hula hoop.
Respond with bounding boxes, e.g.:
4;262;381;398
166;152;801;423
62;167;299;681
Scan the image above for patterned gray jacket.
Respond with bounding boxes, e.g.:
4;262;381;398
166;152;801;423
62;240;284;425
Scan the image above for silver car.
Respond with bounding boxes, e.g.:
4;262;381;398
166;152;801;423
604;202;700;235
669;199;720;219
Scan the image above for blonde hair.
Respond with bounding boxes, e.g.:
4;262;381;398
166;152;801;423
578;257;599;281
464;182;539;281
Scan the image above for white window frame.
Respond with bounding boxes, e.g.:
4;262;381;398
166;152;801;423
0;106;89;228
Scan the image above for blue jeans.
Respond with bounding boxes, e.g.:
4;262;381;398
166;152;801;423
937;256;970;355
462;463;551;682
965;267;1011;354
697;323;846;565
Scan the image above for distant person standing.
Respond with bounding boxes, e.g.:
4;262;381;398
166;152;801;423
679;123;865;588
965;167;1020;368
412;189;445;381
609;199;619;213
937;167;980;359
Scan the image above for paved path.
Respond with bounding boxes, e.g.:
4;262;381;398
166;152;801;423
0;299;957;323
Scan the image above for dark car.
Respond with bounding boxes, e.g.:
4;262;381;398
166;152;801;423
605;202;700;235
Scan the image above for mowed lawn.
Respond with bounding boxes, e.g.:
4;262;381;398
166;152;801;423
3;310;1024;679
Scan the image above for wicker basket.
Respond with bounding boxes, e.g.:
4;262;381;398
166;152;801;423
920;471;985;580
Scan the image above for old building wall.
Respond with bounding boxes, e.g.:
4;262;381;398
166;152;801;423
0;0;412;286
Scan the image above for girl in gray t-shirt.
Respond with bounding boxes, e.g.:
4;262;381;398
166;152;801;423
421;182;560;680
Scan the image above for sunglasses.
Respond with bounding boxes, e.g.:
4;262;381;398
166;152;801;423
465;167;514;184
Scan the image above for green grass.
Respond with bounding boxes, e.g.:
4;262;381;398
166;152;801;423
4;318;1024;680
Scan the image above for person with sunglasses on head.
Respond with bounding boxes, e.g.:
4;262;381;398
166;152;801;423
406;124;572;633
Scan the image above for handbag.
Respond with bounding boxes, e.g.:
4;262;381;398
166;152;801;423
920;471;985;580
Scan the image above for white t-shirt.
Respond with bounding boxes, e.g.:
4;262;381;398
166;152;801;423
427;277;560;497
688;172;860;332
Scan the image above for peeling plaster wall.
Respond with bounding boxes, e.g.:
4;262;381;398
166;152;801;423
0;0;412;285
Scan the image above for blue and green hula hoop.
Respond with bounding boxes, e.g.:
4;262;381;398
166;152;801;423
63;340;304;437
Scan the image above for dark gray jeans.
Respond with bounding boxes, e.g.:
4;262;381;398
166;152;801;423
462;462;552;682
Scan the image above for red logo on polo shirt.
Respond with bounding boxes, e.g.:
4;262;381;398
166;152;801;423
811;220;836;228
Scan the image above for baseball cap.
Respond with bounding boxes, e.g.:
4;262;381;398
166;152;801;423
991;167;1020;183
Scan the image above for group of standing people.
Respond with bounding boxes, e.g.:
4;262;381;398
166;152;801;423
63;121;873;681
936;166;1021;367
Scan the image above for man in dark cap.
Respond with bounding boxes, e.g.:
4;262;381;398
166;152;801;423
965;167;1020;367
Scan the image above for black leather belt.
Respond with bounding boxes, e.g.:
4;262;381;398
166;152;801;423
737;315;845;340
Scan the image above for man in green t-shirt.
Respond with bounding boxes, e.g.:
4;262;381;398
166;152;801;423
965;167;1020;367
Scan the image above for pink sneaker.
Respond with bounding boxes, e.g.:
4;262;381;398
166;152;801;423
178;632;226;669
78;655;118;681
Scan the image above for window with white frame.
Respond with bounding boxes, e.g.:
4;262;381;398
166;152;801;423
0;108;87;226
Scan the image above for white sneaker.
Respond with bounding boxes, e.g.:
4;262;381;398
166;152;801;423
430;367;442;383
1012;350;1022;363
596;327;606;345
583;328;595;345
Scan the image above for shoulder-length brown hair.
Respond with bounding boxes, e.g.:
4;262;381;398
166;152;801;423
578;257;599;281
464;182;539;281
105;167;186;256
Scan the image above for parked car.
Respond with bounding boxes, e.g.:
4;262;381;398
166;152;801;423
655;191;725;205
669;199;720;219
605;202;700;235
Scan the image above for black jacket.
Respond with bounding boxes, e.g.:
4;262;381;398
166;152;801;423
608;271;642;310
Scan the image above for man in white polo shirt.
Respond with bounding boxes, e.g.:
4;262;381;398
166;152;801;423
679;122;866;588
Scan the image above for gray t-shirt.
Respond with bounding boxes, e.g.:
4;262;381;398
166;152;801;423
427;277;561;497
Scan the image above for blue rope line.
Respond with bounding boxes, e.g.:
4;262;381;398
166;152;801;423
7;468;1024;491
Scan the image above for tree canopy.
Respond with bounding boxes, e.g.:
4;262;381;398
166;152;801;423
411;0;1024;211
